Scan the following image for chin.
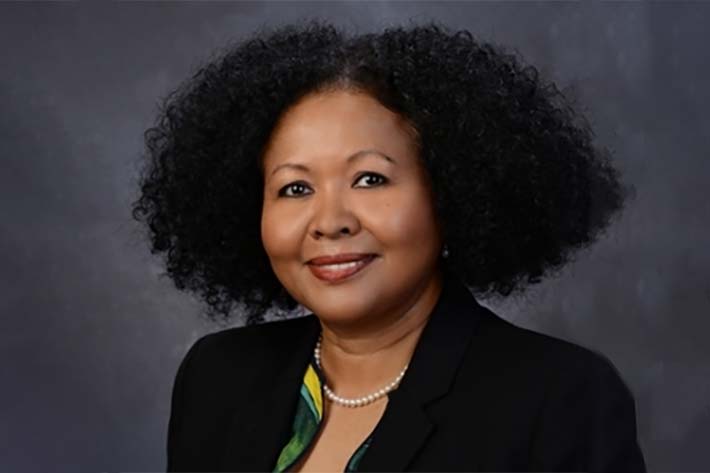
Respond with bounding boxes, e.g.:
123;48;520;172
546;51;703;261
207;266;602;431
309;299;369;319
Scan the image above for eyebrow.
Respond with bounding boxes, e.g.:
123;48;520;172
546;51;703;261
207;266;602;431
269;149;396;177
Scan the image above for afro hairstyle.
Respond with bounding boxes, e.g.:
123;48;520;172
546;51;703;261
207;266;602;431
132;19;631;325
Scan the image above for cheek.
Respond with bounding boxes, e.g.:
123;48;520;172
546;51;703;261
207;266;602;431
260;204;306;258
368;193;439;247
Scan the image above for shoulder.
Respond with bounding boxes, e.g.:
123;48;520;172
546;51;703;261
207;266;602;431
457;304;637;418
170;314;316;421
479;304;640;422
166;315;316;470
472;304;625;381
462;307;645;471
475;315;648;471
183;314;316;370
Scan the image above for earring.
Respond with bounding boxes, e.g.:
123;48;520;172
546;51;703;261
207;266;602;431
441;244;450;259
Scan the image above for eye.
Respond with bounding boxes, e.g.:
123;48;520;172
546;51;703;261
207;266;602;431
276;173;388;198
354;172;388;188
278;181;312;198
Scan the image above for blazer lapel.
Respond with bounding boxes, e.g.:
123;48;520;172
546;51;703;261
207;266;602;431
219;313;321;472
219;269;484;472
357;270;485;472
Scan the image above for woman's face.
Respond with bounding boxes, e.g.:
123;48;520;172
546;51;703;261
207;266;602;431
260;89;443;327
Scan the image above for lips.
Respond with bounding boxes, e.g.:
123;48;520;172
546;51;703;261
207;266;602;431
307;254;377;283
307;253;376;266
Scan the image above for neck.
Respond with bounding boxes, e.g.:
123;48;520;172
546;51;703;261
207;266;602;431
315;268;444;398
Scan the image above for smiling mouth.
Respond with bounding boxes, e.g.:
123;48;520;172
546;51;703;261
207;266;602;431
307;255;377;283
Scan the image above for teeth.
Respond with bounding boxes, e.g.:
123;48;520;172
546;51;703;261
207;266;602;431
320;261;363;270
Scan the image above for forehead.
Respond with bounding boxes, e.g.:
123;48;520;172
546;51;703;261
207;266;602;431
261;90;419;170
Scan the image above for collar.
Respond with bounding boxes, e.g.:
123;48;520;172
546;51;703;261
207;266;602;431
357;269;485;471
219;269;486;471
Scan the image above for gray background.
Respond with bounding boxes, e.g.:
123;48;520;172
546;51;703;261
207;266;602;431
1;2;708;472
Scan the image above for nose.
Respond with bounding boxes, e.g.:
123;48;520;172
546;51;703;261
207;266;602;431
309;190;361;240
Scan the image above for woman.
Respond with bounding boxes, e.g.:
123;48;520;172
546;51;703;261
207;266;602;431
132;20;647;472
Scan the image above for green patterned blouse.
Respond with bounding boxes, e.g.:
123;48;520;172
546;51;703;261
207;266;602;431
272;355;374;472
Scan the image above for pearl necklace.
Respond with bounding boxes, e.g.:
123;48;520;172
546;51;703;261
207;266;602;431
313;332;409;408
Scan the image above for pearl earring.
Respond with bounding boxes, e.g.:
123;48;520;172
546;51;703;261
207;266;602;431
441;244;450;259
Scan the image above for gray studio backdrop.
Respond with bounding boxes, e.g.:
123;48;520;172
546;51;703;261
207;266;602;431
1;2;708;472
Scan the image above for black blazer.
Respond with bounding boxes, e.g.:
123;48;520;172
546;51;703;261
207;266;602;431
167;272;647;472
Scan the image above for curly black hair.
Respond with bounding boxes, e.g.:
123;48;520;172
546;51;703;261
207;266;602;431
131;19;631;325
